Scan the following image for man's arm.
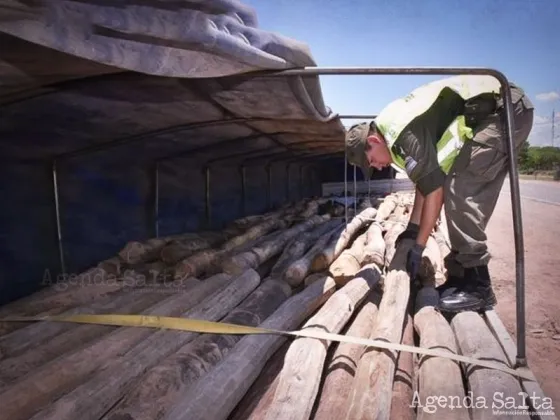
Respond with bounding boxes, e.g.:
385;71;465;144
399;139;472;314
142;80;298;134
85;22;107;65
417;186;444;247
395;117;447;246
409;186;425;226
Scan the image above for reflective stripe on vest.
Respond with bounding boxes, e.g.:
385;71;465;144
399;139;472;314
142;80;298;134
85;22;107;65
377;75;500;174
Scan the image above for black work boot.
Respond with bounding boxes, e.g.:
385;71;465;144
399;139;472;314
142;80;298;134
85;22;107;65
438;265;497;313
435;274;464;299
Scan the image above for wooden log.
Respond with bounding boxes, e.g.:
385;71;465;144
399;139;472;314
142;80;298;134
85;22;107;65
163;275;338;420
312;290;382;420
119;236;172;264
0;280;199;385
343;269;410;420
228;340;292;420
362;221;386;267
0;273;231;420
329;231;368;286
0;266;122;318
483;310;558;420
0;274;148;360
283;224;344;287
414;306;469;420
263;264;382;420
418;235;444;288
450;311;531;420
384;219;408;267
390;304;415;420
103;279;291;420
173;229;284;281
375;194;398;221
160;232;228;264
221;218;288;253
270;219;342;279
312;207;377;272
299;199;320;218
303;272;329;287
432;225;451;281
97;256;125;276
31;269;262;420
222;215;330;276
124;260;169;284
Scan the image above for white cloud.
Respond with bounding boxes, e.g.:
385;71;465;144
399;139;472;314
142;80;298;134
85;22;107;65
535;91;560;102
534;115;549;124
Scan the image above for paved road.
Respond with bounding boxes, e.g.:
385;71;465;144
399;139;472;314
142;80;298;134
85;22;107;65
501;178;560;205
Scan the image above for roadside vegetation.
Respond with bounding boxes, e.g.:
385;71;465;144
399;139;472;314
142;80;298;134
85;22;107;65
518;144;560;180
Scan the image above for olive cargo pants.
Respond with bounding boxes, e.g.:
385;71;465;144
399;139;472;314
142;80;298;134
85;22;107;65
443;93;534;273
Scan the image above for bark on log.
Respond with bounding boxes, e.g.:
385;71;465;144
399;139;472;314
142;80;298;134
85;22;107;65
97;256;125;276
312;207;377;272
299;199;320;218
362;221;386;267
418;235;444;288
303;272;329;287
389;304;415;420
31;270;262;420
0;280;199;385
329;231;368;286
222;215;330;276
414;306;469;420
270;219;342;279
160;232;228;264
119;237;171;264
312;290;382;420
0;266;123;318
228;340;292;420
221;218;288;253
450;311;531;420
375;194;398;222
0;276;153;360
0;273;231;420
432;225;451;281
264;264;382;420
384;219;408;267
103;279;291;420
283;225;344;287
173;229;284;281
343;269;410;420
163;275;338;420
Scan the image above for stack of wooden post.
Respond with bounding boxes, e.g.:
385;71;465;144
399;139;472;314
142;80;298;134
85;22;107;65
0;191;532;420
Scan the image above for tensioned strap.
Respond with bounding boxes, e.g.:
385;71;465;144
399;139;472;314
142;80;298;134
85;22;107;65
1;313;535;381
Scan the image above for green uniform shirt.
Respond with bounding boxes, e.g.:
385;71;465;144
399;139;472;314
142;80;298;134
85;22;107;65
393;89;465;196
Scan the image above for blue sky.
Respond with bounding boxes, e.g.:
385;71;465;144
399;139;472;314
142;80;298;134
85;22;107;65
244;0;560;146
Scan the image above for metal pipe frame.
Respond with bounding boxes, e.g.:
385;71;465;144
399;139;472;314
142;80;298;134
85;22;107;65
254;66;525;366
204;166;211;228
338;115;377;119
266;164;272;210
240;165;247;216
52;160;66;277
154;162;160;238
285;164;290;202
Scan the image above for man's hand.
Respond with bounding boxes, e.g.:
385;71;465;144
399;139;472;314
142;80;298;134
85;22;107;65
406;243;425;281
395;222;420;246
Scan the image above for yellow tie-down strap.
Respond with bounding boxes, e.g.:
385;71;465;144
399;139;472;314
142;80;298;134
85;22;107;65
2;313;535;381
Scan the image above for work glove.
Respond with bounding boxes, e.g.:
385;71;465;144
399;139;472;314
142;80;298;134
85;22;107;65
406;243;425;281
395;222;420;246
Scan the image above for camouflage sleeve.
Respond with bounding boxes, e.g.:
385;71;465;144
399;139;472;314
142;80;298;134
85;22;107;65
394;119;446;196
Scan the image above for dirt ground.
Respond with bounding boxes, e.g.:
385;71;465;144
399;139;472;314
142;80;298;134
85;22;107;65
486;191;560;410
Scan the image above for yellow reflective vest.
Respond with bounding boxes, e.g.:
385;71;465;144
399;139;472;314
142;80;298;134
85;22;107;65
375;75;501;174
